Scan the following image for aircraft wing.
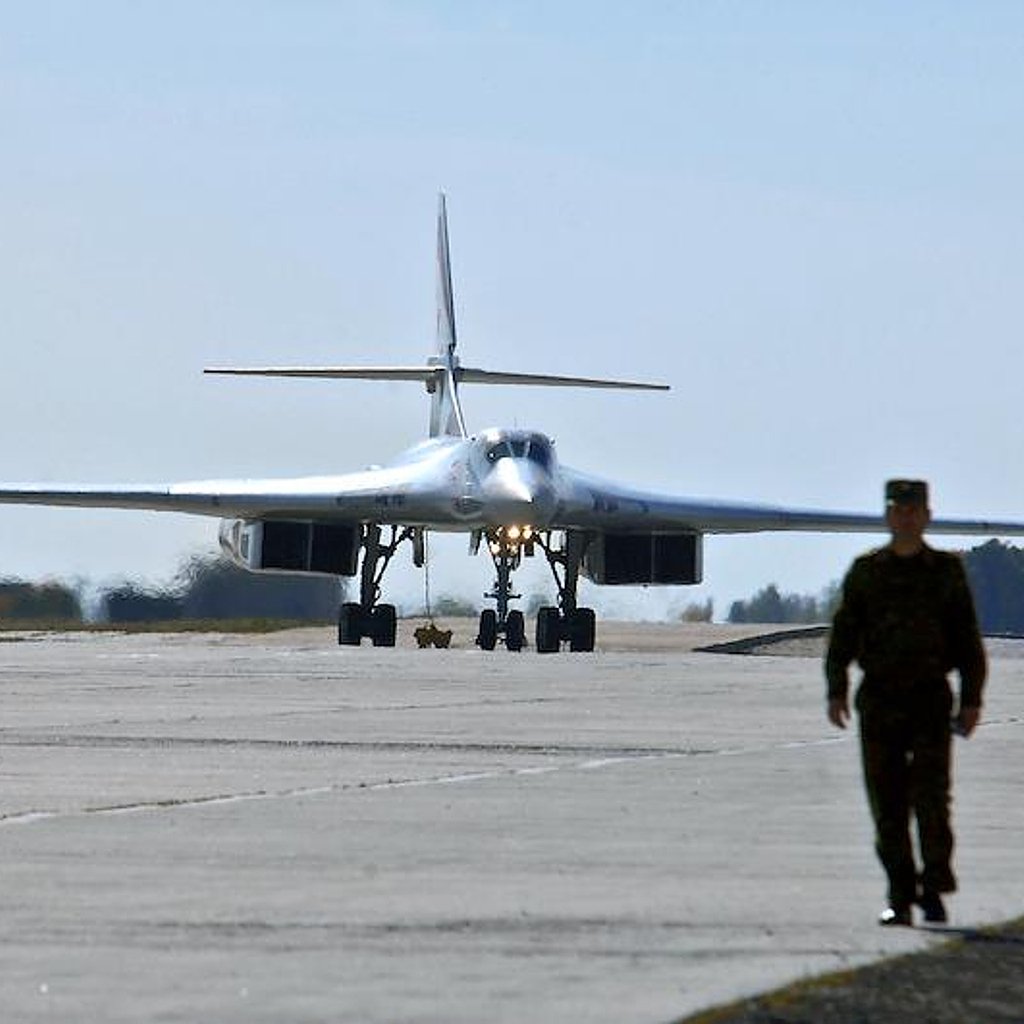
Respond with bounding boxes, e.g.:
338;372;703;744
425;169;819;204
0;479;358;519
551;468;1024;538
6;462;1024;539
0;467;434;523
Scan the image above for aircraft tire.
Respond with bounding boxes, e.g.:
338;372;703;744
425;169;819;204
506;610;525;651
568;607;596;652
371;603;397;647
477;609;498;651
535;606;561;653
338;602;364;646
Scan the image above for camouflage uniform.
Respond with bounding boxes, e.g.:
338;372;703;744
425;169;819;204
826;542;985;909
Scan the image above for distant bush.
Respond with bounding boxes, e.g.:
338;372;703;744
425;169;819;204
101;554;343;623
104;583;183;623
961;539;1024;633
679;599;713;622
0;579;82;622
175;554;341;621
727;583;836;625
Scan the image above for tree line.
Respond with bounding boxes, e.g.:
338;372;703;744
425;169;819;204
6;540;1024;632
0;554;342;625
725;539;1024;633
726;583;840;625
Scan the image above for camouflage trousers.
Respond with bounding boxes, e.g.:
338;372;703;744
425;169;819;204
857;681;956;907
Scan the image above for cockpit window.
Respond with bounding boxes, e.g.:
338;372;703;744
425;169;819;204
483;432;553;470
486;441;512;463
525;438;551;469
485;434;552;468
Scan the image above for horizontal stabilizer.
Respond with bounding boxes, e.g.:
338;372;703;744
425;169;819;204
204;366;434;382
456;367;669;391
205;365;669;391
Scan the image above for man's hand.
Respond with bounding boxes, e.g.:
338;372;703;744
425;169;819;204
828;696;850;730
956;705;981;738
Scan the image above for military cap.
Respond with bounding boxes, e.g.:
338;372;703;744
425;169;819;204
885;478;929;507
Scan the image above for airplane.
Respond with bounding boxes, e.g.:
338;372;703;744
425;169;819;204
4;194;1024;652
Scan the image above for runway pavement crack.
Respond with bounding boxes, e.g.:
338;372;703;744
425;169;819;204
0;732;858;829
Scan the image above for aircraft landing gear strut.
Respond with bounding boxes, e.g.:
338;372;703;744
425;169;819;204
534;530;596;653
338;524;416;647
476;527;527;651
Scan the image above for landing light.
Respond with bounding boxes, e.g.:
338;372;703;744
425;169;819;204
502;524;534;545
488;524;536;552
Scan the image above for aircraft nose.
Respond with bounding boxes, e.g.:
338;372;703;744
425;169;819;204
483;459;556;526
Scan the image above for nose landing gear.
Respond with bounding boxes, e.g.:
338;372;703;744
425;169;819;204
476;526;529;650
474;527;597;653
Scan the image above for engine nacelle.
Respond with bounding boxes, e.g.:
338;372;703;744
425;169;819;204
583;531;703;585
219;519;360;577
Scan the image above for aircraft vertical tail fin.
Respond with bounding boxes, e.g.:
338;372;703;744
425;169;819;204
430;193;468;438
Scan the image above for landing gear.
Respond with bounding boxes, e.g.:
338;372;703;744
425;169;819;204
335;522;597;653
337;524;413;647
532;531;597;653
476;526;527;651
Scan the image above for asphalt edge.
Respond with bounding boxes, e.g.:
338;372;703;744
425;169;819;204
694;625;830;656
669;912;1024;1024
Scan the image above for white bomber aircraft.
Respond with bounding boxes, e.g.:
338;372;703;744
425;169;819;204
4;195;1024;652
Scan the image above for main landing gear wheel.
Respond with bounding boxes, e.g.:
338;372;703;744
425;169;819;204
568;607;596;652
338;602;364;646
339;601;397;647
337;524;416;648
370;604;397;647
529;531;597;653
534;605;596;653
535;606;561;653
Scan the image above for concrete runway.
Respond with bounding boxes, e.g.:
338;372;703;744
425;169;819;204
2;622;1023;1023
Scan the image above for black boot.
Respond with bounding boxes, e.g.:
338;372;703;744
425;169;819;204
878;903;913;926
917;890;947;924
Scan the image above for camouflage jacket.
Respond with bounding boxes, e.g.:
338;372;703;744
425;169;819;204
825;543;986;707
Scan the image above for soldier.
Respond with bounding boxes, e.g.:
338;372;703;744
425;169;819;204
825;479;985;926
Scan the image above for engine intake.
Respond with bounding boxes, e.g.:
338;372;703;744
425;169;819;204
583;532;702;585
219;519;360;577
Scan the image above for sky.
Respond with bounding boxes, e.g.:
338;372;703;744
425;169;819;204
3;2;1024;620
